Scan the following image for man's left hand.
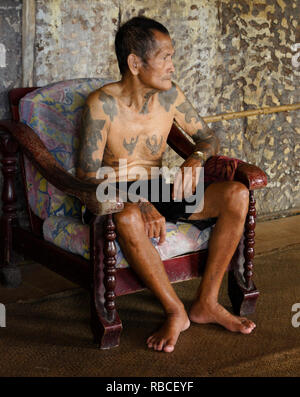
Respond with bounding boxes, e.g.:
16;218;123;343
172;156;203;200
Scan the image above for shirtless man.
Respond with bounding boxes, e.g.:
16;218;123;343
76;16;256;353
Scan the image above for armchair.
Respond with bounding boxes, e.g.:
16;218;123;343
0;79;267;349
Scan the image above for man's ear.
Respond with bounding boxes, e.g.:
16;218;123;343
127;54;141;75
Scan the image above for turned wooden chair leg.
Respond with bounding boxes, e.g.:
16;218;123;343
0;133;21;287
228;190;259;316
90;214;122;349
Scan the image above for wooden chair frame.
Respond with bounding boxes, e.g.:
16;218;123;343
0;87;267;349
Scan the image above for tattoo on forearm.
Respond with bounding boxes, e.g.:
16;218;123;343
193;128;214;143
140;90;157;114
98;91;118;121
158;82;178;112
146;135;163;155
78;105;105;174
123;136;139;155
192;129;219;157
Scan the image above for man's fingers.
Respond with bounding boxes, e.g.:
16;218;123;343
158;221;167;245
173;172;183;200
152;221;161;239
148;222;154;239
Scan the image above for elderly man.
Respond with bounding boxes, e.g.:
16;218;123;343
76;16;255;353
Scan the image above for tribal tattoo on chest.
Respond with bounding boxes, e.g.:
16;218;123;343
123;136;139;155
146;135;164;155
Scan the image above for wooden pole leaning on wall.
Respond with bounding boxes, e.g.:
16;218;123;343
203;103;300;124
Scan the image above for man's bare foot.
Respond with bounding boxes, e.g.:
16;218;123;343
147;311;190;353
189;300;256;334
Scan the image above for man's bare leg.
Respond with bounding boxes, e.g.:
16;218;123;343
188;181;256;334
114;203;190;352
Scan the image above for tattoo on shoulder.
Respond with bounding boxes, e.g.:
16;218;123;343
176;100;199;124
140;90;157;114
98;91;118;121
146;135;163;155
123;136;139;155
158;82;178;112
78;105;105;174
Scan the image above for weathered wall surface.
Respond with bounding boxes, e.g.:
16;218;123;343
0;0;26;226
0;0;22;119
0;0;300;218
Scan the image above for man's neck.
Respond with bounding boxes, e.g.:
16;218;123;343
118;75;158;114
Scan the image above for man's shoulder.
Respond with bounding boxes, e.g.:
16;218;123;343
87;82;120;104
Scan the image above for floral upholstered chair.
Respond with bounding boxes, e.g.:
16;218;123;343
0;79;267;348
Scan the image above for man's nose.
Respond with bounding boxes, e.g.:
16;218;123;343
168;60;175;74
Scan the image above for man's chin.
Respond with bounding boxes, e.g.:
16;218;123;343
160;79;173;90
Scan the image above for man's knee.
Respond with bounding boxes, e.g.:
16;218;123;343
114;203;144;231
224;182;249;215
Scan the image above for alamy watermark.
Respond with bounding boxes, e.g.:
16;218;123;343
291;303;300;328
95;160;205;214
0;303;5;327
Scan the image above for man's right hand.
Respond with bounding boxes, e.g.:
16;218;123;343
138;201;167;245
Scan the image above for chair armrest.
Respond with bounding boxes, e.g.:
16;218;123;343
0;120;124;216
234;162;268;190
167;123;194;159
167;123;267;191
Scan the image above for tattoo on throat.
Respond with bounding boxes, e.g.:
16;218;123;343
99;91;118;121
146;135;163;155
140;90;157;114
123;136;139;155
158;82;178;112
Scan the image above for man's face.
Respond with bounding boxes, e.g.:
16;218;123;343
138;30;175;91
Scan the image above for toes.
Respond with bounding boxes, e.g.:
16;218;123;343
147;335;154;345
240;318;256;333
164;343;175;353
157;340;165;351
146;335;175;353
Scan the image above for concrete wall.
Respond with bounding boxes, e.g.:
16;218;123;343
0;0;25;226
0;0;22;119
1;0;300;219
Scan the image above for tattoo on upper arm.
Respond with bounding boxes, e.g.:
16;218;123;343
98;91;118;121
146;135;163;155
158;82;178;112
78;105;105;174
176;100;199;124
123;136;139;155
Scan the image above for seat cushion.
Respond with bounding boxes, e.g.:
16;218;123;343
43;216;214;267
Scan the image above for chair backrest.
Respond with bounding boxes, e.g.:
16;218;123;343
19;78;111;220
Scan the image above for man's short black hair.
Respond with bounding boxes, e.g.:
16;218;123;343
115;16;170;76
